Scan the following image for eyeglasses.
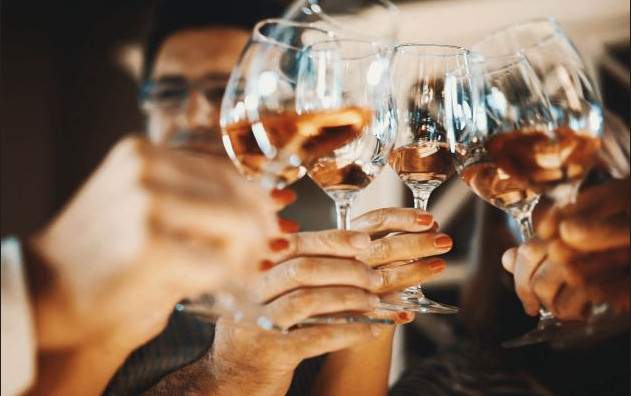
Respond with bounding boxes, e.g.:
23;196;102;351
139;75;228;111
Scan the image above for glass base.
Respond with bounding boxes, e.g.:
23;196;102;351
549;314;630;350
379;289;458;314
502;316;584;348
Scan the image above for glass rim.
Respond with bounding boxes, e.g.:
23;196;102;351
292;0;399;42
252;18;335;51
394;43;470;58
481;53;532;76
305;38;383;60
475;17;566;55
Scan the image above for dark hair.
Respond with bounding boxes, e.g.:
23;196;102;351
142;0;286;81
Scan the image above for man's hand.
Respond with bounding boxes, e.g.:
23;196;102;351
147;208;452;396
502;178;630;320
28;136;278;352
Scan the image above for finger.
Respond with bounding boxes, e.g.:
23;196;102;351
147;235;252;299
586;276;630;314
150;191;268;248
560;178;630;218
285;323;381;362
369;309;415;325
256;257;382;302
357;233;452;267
560;215;630;252
377;258;446;293
277;218;300;234
554;285;590;321
533;198;560;240
265;287;380;329
271;230;371;262
501;248;518;274
351;208;435;237
513;241;547;316
531;259;565;317
271;189;297;210
562;247;629;286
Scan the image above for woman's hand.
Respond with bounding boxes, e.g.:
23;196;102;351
502;178;629;320
200;208;452;396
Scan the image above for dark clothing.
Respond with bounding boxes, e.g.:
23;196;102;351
105;310;325;395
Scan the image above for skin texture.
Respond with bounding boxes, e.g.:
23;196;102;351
502;177;630;320
140;27;455;396
27;28;261;396
146;208;451;396
27;137;278;395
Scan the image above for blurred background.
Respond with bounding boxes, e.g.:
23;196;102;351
2;0;628;238
2;1;629;394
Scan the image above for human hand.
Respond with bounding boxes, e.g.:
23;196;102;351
28;136;279;351
205;208;452;395
502;178;629;320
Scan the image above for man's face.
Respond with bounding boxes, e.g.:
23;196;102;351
142;27;249;152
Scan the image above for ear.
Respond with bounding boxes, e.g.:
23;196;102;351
114;41;143;82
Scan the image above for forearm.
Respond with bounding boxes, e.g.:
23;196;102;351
311;326;395;396
144;349;294;396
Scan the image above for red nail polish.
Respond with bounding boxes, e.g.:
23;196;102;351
269;238;289;251
397;312;409;321
417;213;433;226
278;218;300;233
259;260;274;271
434;235;452;248
271;189;297;204
428;259;446;272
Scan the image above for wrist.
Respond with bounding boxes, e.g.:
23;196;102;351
208;347;295;396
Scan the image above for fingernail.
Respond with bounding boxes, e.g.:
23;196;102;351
259;260;274;271
278;218;300;233
270;189;297;203
350;233;371;249
434;234;452;249
396;311;412;323
417;213;433;226
369;294;381;307
428;259;446;272
371;325;383;337
269;238;289;252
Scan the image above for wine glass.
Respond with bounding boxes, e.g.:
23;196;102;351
219;20;393;329
473;17;604;206
297;38;397;230
473;19;605;347
449;53;555;343
284;0;399;42
378;44;477;314
221;19;336;190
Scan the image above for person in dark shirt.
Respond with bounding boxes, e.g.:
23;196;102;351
106;1;455;395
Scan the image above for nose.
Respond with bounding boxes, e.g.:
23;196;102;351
185;91;218;130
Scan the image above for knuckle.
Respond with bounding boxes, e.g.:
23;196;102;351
287;257;314;284
371;240;390;261
370;208;388;229
287;289;315;311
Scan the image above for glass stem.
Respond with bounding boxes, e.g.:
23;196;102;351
335;200;352;230
412;188;432;211
410;186;433;300
513;209;557;324
515;211;535;242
